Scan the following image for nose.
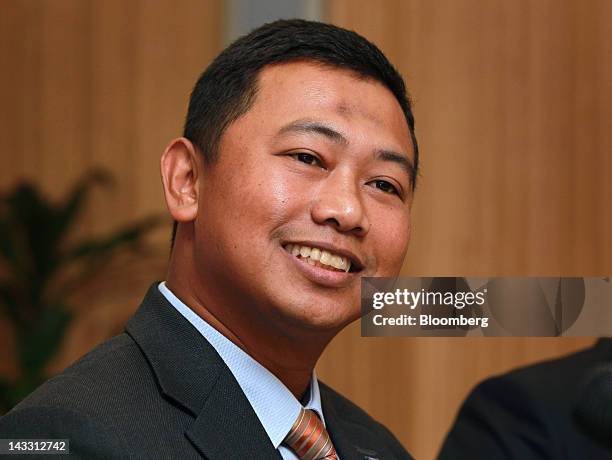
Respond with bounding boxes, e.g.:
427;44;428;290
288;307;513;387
310;170;370;236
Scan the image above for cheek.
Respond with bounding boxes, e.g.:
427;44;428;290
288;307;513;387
207;164;306;242
240;169;302;225
371;208;411;274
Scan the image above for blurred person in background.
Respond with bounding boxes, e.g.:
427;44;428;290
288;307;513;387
439;338;612;459
0;19;418;459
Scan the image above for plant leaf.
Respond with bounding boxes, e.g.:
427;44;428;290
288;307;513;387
17;303;72;378
52;169;113;249
61;215;162;264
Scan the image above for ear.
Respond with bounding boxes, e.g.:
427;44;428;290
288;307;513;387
160;137;200;222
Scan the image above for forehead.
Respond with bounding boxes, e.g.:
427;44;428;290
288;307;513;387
242;61;412;156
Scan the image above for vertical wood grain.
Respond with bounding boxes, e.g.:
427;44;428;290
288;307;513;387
0;0;222;378
322;1;610;458
0;2;609;458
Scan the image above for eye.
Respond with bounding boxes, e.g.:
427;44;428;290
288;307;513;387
371;179;400;196
291;152;323;167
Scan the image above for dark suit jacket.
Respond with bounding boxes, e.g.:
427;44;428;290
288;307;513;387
438;339;612;460
0;284;411;460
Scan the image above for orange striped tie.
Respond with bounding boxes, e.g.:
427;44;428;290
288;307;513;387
283;407;339;460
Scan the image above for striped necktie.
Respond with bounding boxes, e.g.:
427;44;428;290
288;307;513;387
283;407;339;460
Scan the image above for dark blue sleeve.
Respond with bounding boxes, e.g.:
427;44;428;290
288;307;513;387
437;375;558;460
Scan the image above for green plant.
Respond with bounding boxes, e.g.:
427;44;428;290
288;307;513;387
0;170;160;413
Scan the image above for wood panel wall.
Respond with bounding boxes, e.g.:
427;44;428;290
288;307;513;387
319;1;611;458
1;2;610;459
1;0;221;227
0;0;222;375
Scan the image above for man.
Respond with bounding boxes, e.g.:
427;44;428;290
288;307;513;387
0;20;418;459
438;339;612;459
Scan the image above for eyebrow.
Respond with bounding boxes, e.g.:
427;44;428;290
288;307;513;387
375;149;416;186
277;119;415;185
277;119;348;145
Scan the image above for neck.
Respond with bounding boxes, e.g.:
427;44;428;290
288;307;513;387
166;256;335;399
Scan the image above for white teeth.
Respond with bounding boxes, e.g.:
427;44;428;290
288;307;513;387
320;250;332;265
285;244;352;272
332;255;345;271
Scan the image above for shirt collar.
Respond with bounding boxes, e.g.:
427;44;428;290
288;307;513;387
158;282;325;448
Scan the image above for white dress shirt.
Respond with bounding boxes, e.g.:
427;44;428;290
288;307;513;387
158;282;330;460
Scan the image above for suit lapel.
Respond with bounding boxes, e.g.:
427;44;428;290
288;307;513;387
320;383;388;460
126;284;281;460
186;367;280;460
321;393;370;460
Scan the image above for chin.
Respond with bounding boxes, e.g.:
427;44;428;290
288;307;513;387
274;297;360;332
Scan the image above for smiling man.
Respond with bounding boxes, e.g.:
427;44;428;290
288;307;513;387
0;20;418;459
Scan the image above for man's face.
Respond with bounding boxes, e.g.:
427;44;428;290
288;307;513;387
193;61;413;334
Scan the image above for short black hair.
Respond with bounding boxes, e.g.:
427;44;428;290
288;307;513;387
174;19;419;244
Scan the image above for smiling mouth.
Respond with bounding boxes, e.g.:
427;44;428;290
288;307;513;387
282;244;361;273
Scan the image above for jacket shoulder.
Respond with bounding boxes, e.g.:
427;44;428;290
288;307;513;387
0;334;145;458
0;405;130;459
11;333;148;410
438;343;611;459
